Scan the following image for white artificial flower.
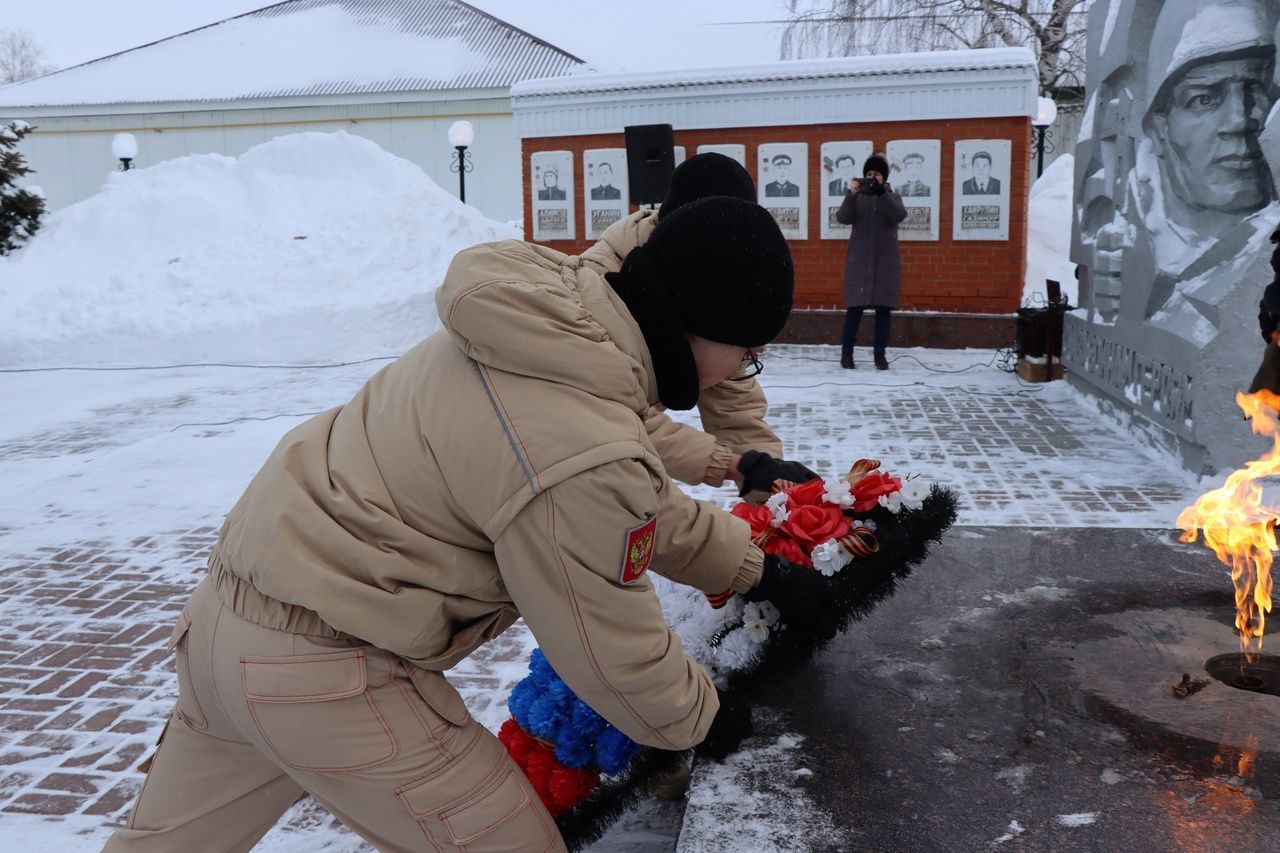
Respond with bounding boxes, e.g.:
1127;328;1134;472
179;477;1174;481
811;539;853;577
822;477;855;508
765;491;790;527
744;619;770;643
878;491;903;513
742;601;776;643
898;480;929;512
743;600;781;627
861;518;878;533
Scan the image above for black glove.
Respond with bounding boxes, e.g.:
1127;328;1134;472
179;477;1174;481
867;179;887;196
737;450;819;496
745;554;839;640
698;688;753;760
1261;279;1280;343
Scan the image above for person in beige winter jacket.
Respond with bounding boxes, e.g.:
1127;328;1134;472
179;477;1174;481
105;196;840;853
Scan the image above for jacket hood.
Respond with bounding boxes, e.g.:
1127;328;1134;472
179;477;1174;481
436;239;659;412
579;209;659;276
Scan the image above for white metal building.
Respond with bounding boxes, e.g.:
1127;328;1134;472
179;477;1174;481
512;49;1039;136
0;0;583;223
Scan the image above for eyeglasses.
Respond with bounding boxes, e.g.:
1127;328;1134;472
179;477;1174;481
731;349;764;380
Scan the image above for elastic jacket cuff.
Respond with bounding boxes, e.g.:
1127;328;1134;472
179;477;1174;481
729;544;765;594
702;442;737;487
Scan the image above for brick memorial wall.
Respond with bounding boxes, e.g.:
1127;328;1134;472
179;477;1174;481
521;117;1031;348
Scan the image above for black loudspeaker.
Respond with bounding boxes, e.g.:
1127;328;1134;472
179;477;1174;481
624;124;675;206
1015;306;1065;358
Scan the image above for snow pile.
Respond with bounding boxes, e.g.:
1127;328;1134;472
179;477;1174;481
1023;152;1077;307
0;131;517;367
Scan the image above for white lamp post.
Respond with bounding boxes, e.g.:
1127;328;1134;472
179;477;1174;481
111;133;138;171
447;120;474;203
1032;96;1058;179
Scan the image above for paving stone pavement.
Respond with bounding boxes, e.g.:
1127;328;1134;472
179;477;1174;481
676;348;1201;527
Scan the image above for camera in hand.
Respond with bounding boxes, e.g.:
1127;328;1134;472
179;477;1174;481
855;177;886;195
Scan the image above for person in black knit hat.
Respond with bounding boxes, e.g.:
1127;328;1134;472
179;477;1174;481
837;153;906;370
606;195;794;410
579;156;815;508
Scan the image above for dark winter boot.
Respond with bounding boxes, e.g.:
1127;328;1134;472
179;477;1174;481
874;352;889;371
840;350;854;369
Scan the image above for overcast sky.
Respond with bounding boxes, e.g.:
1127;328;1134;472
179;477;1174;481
0;0;794;73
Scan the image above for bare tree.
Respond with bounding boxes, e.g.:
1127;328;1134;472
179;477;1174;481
781;0;1088;97
0;27;56;86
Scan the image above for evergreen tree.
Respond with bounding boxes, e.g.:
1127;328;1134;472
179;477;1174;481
1;120;46;255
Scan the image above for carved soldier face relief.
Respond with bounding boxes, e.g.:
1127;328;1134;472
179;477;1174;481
1148;54;1276;214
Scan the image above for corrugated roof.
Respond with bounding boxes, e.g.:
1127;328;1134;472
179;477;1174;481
0;0;585;108
512;47;1036;98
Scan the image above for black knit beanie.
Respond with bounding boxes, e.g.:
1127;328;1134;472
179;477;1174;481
863;154;890;179
606;196;794;410
658;153;757;219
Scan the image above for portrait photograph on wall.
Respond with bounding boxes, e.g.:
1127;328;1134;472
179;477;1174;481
952;139;1011;241
531;150;575;241
887;139;941;241
758;142;809;240
695;143;746;166
583;148;628;239
820;140;873;240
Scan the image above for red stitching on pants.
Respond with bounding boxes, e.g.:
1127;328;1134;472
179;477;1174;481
394;730;487;819
243;679;399;773
442;774;537;845
390;659;449;749
239;650;365;701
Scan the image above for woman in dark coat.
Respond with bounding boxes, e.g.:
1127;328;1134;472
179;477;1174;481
836;154;907;370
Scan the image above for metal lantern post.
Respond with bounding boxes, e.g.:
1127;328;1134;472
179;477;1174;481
111;133;138;171
447;120;475;203
1032;96;1058;179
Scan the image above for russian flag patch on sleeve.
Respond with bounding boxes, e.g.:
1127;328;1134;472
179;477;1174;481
620;515;657;585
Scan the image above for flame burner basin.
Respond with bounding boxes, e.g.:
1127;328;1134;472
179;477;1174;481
1205;653;1280;696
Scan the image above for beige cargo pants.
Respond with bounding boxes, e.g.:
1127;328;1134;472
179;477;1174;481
104;577;566;852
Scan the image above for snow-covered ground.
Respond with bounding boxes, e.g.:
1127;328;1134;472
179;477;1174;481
0;133;1204;850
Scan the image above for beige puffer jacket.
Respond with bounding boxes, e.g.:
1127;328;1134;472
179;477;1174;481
210;238;765;750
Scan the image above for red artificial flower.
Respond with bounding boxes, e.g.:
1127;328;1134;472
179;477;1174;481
762;532;813;568
499;718;533;763
501;717;602;817
781;503;852;550
785;479;827;508
550;765;600;814
731;502;774;538
524;744;556;805
851;471;902;513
